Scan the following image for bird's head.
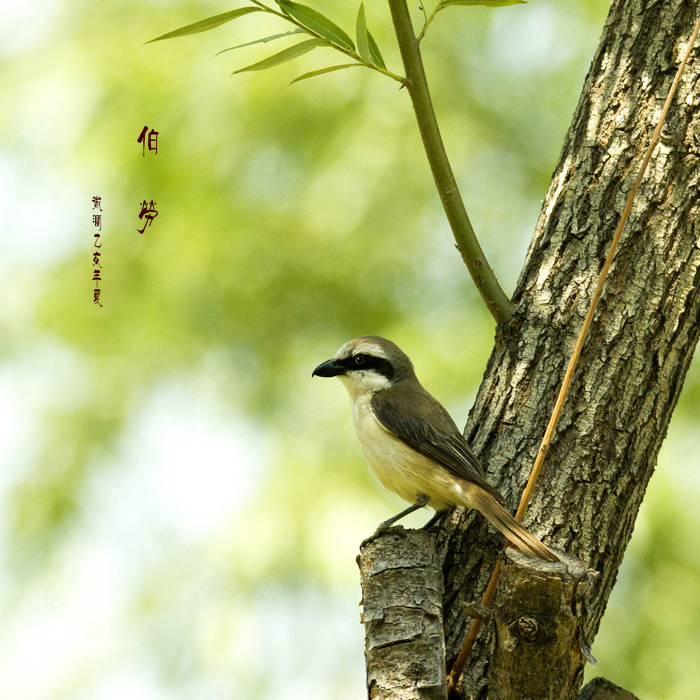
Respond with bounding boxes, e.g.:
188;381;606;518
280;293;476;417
312;335;416;400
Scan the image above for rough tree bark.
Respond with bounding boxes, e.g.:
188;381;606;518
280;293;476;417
359;529;447;699
431;0;700;697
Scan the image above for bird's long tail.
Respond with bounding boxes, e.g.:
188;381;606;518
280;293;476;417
470;486;558;562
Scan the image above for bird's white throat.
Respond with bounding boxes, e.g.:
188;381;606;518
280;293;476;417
339;370;392;400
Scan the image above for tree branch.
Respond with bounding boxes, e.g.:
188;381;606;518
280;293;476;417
387;0;515;324
358;527;447;699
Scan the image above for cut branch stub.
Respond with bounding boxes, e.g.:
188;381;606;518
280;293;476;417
488;548;598;700
578;677;641;700
358;527;447;700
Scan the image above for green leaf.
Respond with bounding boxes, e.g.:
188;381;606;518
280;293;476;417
290;63;362;84
216;29;305;55
233;38;327;73
355;3;385;68
277;0;355;52
146;7;263;44
440;0;528;7
356;3;371;63
367;31;386;69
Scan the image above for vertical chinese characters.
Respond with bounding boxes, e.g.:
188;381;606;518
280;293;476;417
92;196;103;307
136;126;160;233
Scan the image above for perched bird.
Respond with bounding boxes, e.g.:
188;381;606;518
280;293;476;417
313;335;557;561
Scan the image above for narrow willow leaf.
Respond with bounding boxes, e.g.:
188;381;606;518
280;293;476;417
290;63;361;84
233;38;327;73
216;29;305;55
146;7;262;43
356;3;371;63
367;32;386;69
277;0;355;52
440;0;528;7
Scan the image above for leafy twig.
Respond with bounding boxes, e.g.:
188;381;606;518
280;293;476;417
147;0;522;318
148;1;404;83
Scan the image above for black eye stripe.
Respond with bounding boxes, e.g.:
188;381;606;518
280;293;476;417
339;355;361;370
340;354;394;381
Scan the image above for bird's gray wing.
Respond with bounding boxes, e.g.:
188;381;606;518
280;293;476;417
372;386;505;504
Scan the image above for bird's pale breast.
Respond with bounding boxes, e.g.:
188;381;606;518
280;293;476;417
351;394;471;511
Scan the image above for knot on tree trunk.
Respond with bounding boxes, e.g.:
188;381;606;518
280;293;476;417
487;548;598;700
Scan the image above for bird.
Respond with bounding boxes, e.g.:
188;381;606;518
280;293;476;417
312;335;557;561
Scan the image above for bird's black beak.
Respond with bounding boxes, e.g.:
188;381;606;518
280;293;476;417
312;358;346;378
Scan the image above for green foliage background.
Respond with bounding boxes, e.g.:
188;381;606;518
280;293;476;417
1;0;699;698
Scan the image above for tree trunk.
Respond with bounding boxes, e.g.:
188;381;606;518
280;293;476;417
487;550;596;700
432;0;700;697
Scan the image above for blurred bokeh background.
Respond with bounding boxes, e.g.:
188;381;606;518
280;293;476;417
1;0;699;697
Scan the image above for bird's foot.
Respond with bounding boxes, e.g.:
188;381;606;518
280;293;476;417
421;510;447;531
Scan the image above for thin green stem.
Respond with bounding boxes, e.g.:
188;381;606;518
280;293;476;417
420;1;429;25
417;1;441;42
387;0;514;323
249;0;277;12
369;64;406;83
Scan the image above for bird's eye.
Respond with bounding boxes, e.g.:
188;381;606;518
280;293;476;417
354;354;366;366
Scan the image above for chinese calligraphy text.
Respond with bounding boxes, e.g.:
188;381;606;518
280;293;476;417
92;196;103;307
137;199;158;234
137;126;159;156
